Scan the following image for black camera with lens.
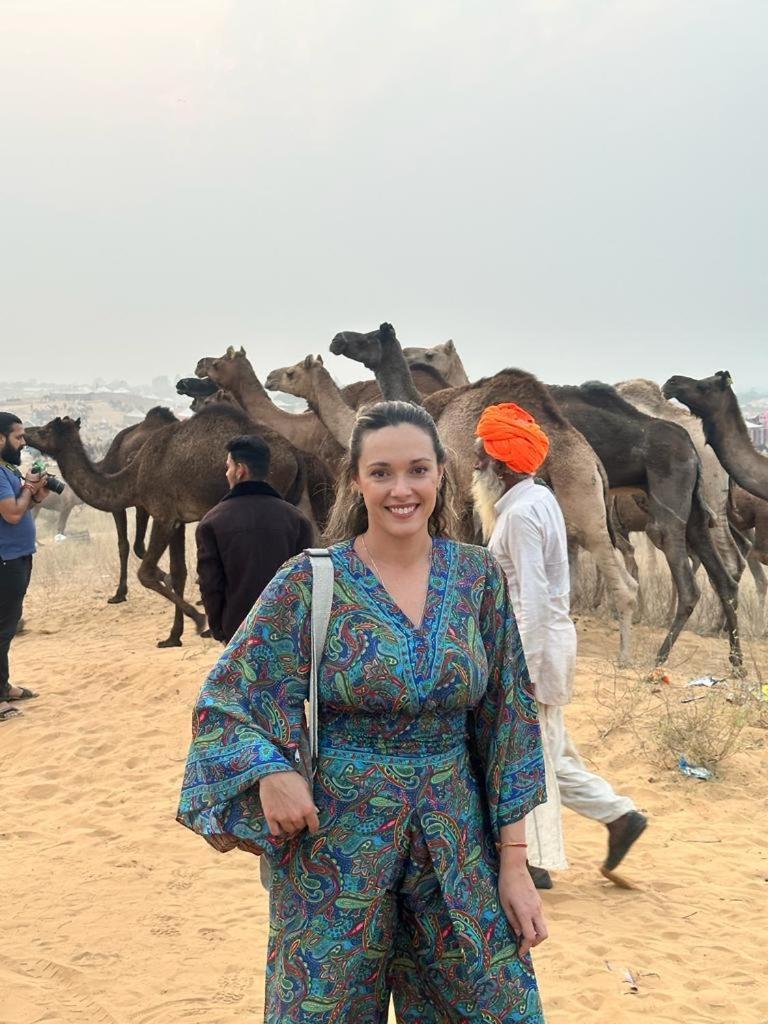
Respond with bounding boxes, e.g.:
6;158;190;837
30;459;65;495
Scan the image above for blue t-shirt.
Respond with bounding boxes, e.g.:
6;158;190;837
0;465;36;560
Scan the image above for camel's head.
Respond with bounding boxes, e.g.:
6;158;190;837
265;355;324;398
176;376;218;399
195;345;251;389
24;416;82;457
330;323;397;370
403;340;467;386
662;371;734;418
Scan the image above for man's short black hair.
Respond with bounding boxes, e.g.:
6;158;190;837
226;434;271;479
0;412;22;439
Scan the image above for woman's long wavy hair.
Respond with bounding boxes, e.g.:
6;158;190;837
323;401;458;543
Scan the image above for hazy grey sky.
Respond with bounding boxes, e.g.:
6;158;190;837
3;1;766;390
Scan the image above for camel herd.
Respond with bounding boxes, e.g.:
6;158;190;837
25;325;768;668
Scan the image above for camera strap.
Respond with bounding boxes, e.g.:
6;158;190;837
0;459;23;478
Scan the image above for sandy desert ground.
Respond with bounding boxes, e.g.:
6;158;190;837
3;508;768;1024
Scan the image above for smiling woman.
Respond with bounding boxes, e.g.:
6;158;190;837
178;399;549;1022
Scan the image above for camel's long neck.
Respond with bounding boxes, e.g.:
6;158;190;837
308;368;355;447
232;372;327;454
54;435;139;511
706;396;768;502
450;357;471;386
377;345;422;404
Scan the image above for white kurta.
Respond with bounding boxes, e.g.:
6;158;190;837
488;479;576;707
489;478;634;869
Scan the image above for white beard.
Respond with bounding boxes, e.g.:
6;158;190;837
471;465;505;543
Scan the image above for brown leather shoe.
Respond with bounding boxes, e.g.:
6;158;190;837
604;811;647;871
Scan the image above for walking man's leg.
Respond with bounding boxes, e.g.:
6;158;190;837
545;704;647;869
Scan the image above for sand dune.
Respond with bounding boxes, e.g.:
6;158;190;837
4;514;767;1023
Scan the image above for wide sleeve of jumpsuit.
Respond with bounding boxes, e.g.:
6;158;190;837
471;549;546;843
176;552;312;855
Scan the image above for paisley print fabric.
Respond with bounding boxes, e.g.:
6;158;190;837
178;538;546;1022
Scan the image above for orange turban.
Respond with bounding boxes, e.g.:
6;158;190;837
476;402;550;474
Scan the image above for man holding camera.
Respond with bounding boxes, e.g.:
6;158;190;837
0;412;48;720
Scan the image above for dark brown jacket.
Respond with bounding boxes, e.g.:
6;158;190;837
195;481;314;642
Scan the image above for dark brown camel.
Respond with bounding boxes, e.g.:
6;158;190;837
25;404;329;647
97;407;178;603
329;323;639;665
551;383;742;669
330;325;450;406
663;371;768;502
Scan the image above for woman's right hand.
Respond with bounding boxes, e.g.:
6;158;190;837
259;770;320;838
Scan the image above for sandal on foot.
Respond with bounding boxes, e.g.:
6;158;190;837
0;704;22;721
7;686;38;701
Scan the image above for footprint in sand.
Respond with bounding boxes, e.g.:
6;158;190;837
167;867;195;892
149;914;181;937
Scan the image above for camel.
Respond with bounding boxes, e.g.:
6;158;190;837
402;340;471;387
728;482;768;630
25;404;329;647
264;355;356;449
30;483;84;536
330;323;639;665
663;371;768;502
330;325;451;405
615;378;742;580
192;347;346;468
97;407;178;603
550;383;742;670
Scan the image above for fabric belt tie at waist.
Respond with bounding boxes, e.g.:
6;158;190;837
319;738;467;765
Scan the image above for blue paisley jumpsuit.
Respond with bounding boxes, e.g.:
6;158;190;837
178;538;546;1023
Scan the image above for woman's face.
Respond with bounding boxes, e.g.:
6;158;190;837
354;423;444;540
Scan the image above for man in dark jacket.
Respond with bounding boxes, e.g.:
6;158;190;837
196;434;314;643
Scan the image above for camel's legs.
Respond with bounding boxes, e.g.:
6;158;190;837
686;494;742;671
158;524;197;648
107;509;130;604
645;499;700;666
554;470;637;666
747;554;767;635
56;506;72;535
134;506;150;559
730;526;766;637
137;519;205;648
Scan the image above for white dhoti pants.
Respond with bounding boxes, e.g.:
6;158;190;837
526;703;636;870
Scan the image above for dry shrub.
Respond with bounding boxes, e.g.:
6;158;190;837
592;666;764;776
645;686;752;772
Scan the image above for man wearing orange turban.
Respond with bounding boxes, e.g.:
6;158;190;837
475;402;550;475
473;404;646;889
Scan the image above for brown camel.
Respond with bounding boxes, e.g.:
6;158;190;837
329;323;638;665
25;404;327;647
194;347;346;468
402;340;471;387
97;407;178;603
663;371;768;502
615;378;742;580
265;355;356;449
550;383;742;669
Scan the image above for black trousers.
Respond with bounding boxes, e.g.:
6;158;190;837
0;554;33;699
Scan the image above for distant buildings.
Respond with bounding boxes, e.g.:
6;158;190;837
746;415;767;452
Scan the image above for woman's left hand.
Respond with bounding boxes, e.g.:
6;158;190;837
498;858;549;957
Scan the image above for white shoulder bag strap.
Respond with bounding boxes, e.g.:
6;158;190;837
306;548;334;775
